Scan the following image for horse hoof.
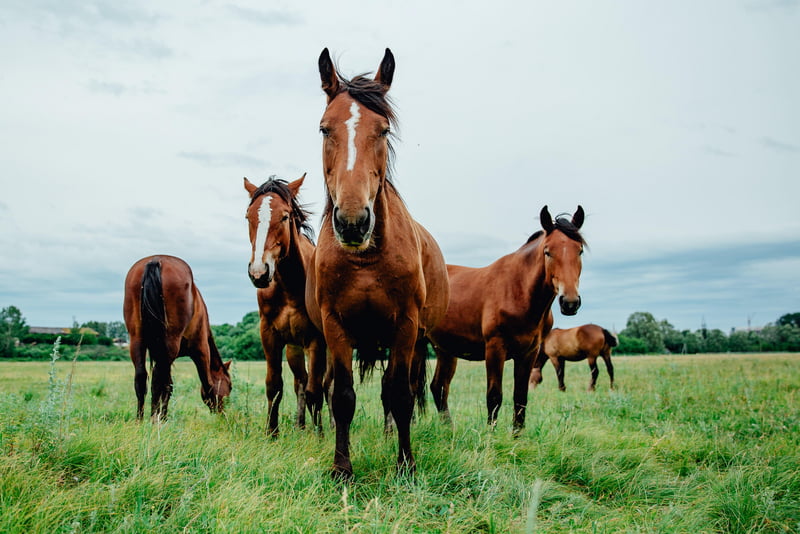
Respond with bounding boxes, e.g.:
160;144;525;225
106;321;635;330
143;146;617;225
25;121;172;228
331;464;353;482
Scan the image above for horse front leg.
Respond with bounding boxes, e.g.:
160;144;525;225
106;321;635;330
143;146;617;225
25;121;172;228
386;318;418;475
261;332;285;437
484;338;507;428
285;344;309;429
512;350;536;434
305;336;327;434
324;320;356;480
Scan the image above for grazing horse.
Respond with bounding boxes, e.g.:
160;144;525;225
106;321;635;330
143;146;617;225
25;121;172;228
305;48;449;479
530;320;618;391
123;255;232;420
244;174;326;435
428;206;586;431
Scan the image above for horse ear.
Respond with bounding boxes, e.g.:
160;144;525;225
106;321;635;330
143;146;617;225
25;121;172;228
287;173;307;198
319;48;340;100
224;360;232;371
375;48;395;90
540;205;554;233
572;205;585;229
244;177;258;197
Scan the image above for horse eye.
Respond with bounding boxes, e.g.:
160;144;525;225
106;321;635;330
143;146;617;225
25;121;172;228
282;214;289;222
380;128;390;137
319;126;330;137
579;248;584;255
544;250;551;257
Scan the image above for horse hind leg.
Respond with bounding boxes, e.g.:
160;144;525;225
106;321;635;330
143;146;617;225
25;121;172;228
304;338;327;434
588;356;599;392
602;349;615;389
130;338;148;421
429;350;457;424
554;357;566;392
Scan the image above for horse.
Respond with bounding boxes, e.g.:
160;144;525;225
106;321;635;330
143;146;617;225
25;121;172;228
428;206;586;431
305;48;449;479
244;174;326;436
530;320;617;391
123;255;232;421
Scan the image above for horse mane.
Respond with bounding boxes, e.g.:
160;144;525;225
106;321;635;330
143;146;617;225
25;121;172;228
249;176;315;243
526;213;587;245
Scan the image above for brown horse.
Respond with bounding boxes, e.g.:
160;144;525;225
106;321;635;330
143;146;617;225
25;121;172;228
244;174;326;436
428;206;586;431
123;255;232;420
530;320;617;391
305;48;449;479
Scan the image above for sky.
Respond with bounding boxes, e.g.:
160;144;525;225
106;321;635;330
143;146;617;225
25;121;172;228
1;0;798;334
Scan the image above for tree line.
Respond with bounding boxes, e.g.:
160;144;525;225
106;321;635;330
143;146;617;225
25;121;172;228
3;305;799;360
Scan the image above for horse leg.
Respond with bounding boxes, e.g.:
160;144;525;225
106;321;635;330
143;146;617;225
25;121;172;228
286;344;309;429
129;337;148;421
386;318;418;475
529;348;548;389
381;371;395;434
429;349;458;423
554;357;566;392
512;351;536;434
305;337;327;434
602;349;615;389
150;338;179;421
188;338;216;411
325;321;355;480
485;338;507;428
262;335;285;437
588;356;599;391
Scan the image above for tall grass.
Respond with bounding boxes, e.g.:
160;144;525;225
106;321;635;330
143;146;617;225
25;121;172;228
0;353;798;532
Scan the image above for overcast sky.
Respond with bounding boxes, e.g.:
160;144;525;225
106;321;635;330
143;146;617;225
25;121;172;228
1;1;798;334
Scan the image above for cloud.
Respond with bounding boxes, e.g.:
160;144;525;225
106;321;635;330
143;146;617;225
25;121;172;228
761;136;800;153
86;79;164;96
745;0;799;12
702;145;736;158
226;5;303;26
178;151;269;169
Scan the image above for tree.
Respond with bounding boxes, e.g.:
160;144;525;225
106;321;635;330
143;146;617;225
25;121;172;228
81;321;108;336
1;306;28;357
777;313;800;329
107;321;128;341
621;312;665;353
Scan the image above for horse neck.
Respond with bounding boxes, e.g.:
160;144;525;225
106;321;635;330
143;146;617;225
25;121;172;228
274;226;309;297
369;180;411;250
510;240;557;320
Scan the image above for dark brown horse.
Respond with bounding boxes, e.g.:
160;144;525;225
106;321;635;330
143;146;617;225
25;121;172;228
428;206;586;431
244;174;326;435
530;319;617;391
123;255;232;420
306;48;449;479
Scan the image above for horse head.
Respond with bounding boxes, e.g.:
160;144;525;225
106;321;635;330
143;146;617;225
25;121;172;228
244;174;309;287
203;360;232;413
540;205;585;316
318;47;396;251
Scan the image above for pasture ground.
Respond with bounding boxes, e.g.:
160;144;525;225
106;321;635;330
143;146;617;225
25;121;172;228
1;352;798;533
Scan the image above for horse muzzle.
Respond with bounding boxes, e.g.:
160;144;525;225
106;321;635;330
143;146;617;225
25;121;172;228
559;295;581;316
333;206;372;248
248;263;273;288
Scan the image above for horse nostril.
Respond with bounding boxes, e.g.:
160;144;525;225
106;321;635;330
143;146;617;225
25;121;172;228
357;207;371;233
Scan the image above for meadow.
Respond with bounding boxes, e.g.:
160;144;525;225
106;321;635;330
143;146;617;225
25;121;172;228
1;350;798;533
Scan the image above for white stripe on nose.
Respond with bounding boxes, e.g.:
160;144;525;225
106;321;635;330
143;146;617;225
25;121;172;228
251;195;273;277
345;101;361;171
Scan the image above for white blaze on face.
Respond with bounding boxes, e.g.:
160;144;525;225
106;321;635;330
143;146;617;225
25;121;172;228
251;195;274;278
345;101;361;171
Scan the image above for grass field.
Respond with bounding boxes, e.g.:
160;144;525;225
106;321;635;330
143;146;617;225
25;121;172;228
1;350;798;533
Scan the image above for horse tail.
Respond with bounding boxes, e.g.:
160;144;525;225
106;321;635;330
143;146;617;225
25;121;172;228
140;258;167;359
356;346;385;383
602;328;619;348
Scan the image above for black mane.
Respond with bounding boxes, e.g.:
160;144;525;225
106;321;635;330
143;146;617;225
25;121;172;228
250;176;315;243
526;214;586;245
